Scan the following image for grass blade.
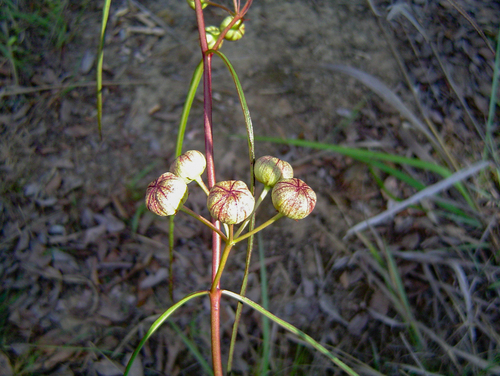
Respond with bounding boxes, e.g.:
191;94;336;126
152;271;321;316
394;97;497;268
169;321;214;376
485;25;500;167
96;0;112;138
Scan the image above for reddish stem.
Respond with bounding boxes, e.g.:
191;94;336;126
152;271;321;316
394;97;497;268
194;2;253;374
194;1;223;375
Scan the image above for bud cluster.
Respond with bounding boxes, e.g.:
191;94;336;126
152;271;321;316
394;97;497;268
186;1;246;49
146;150;206;217
145;151;315;228
186;0;208;10
255;155;316;220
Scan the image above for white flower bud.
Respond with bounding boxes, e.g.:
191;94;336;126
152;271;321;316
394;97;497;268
146;172;188;216
272;178;316;220
207;181;255;224
254;156;293;187
170;150;206;183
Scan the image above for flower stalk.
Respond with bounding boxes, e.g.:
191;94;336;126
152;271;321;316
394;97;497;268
234;212;284;244
194;1;222;374
180;206;227;241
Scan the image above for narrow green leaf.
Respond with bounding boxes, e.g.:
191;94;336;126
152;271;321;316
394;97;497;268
485;26;500;167
176;60;204;157
222;290;359;376
382;240;423;347
124;290;209;376
96;0;112;138
367;159;425;190
213;50;255;188
130;203;146;234
368;160;478;225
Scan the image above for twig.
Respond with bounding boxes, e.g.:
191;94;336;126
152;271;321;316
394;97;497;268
127;0;179;40
445;0;495;54
0;80;151;99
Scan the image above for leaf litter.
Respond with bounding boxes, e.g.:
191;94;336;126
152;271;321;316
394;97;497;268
0;0;499;375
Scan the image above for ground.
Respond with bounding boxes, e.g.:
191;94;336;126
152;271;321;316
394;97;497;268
1;0;500;375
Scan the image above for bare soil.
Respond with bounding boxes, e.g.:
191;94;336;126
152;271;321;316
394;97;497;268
1;0;499;375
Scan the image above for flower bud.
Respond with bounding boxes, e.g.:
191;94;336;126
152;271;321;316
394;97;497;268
220;16;245;41
254;156;293;187
146;172;188;216
207;181;255;224
170;150;206;183
272;178;316;220
186;0;208;10
205;26;222;50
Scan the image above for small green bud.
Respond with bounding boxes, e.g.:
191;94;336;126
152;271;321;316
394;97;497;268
207;180;255;224
186;0;208;10
254;156;293;187
170;150;206;183
146;172;188;216
220;16;245;41
205;26;222;50
272;178;316;220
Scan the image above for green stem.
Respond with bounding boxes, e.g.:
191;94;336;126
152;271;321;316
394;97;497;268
226;215;255;373
194;176;210;196
258;233;270;375
234;185;271;238
213;49;255;186
168;216;175;301
180;206;227;241
233;212;284;244
211;226;234;293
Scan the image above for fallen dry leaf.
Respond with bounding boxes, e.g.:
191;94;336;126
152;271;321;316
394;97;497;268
0;351;13;376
